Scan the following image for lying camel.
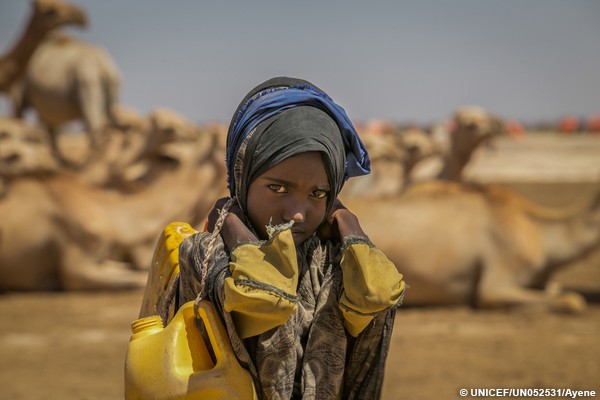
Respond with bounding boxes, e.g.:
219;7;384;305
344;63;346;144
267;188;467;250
0;117;226;291
349;109;593;313
340;128;440;199
10;31;120;166
346;180;600;313
407;106;508;184
75;107;210;192
67;105;152;189
56;105;151;169
0;117;141;290
0;116;58;175
341;107;505;200
118;107;205;186
0;116;58;197
0;0;87;92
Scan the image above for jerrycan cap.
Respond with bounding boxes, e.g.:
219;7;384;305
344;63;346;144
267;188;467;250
131;315;164;339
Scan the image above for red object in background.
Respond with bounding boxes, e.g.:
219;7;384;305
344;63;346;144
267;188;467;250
445;118;456;135
585;114;600;133
365;119;395;136
506;120;524;138
558;116;580;134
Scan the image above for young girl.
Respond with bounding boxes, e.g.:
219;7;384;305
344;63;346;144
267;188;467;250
177;77;405;399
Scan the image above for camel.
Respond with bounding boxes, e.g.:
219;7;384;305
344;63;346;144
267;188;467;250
0;0;87;92
345;180;600;313
66;105;152;189
0;116;58;176
0;116;58;197
74;107;209;192
405;106;508;184
341;107;506;200
58;105;151;168
347;107;598;313
0;117;227;291
122;107;204;184
340;128;441;200
10;31;121;166
0;116;141;290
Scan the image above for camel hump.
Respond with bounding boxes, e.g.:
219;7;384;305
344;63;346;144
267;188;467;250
45;30;75;45
138;222;197;321
482;184;598;221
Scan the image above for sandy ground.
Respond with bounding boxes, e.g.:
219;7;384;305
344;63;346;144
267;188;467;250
1;132;599;399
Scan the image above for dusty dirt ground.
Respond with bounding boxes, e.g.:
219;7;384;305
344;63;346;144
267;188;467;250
1;132;599;399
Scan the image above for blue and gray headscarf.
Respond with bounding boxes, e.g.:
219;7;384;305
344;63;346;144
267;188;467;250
226;76;370;214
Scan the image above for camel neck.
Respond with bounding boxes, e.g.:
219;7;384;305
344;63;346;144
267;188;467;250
437;152;465;181
0;17;47;90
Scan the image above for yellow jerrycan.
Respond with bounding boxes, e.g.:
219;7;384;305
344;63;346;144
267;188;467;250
125;222;257;400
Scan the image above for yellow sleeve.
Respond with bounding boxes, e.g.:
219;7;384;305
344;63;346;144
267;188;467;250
223;229;299;339
339;241;405;337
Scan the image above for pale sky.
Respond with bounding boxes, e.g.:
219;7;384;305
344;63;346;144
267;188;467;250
1;0;599;126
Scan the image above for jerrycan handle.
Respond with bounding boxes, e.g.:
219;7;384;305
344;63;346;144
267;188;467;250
192;300;239;367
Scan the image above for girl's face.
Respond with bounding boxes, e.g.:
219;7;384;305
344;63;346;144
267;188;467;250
247;151;330;246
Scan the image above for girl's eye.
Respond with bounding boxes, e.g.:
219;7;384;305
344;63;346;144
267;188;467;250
268;184;287;193
312;189;329;199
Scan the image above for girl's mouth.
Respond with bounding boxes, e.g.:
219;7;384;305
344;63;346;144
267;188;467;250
291;228;306;236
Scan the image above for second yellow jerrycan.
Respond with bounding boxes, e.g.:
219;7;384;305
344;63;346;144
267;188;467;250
124;221;257;400
125;300;257;400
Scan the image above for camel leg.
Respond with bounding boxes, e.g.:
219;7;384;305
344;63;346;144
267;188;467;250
78;74;107;156
45;125;82;169
47;127;67;165
477;275;586;314
8;81;27;118
475;237;587;313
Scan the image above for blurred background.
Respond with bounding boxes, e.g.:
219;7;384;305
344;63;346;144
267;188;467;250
0;1;599;399
2;0;600;126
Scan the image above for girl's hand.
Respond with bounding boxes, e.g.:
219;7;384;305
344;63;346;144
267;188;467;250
207;197;256;250
207;197;245;232
317;199;367;241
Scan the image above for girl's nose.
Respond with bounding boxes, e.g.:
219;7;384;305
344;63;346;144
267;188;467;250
283;201;306;224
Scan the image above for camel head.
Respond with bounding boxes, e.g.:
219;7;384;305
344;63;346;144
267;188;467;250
31;0;88;33
146;108;201;162
0;117;58;182
342;130;423;198
107;105;151;145
111;105;150;134
361;133;404;163
397;128;442;172
0;0;88;92
451;106;507;157
149;108;198;141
